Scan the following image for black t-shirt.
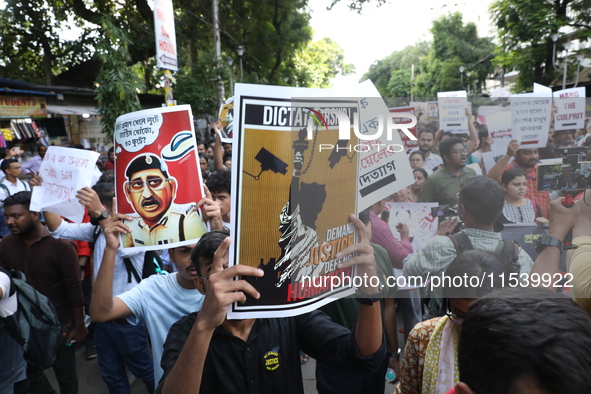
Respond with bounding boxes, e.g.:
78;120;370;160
155;310;386;393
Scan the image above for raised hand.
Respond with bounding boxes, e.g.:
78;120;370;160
195;237;264;330
195;185;223;230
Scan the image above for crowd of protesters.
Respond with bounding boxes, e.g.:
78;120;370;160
1;112;591;394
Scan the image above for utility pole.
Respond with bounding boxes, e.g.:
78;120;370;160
213;0;224;107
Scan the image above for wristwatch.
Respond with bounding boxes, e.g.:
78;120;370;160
355;285;385;305
90;209;110;226
535;235;563;253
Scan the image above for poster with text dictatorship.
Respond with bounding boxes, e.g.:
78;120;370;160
30;146;99;223
229;84;360;318
114;105;207;251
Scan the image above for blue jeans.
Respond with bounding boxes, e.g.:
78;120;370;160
94;321;154;394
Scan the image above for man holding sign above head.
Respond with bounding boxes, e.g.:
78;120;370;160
122;153;207;248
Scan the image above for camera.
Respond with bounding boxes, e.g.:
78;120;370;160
537;146;591;192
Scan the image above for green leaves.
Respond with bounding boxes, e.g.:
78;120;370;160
95;16;141;141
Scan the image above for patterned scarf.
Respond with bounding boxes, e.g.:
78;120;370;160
422;316;460;394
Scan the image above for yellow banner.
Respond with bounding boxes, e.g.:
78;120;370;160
0;96;47;117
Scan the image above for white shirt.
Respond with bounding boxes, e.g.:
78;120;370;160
0;178;30;206
50;221;144;296
0;271;17;317
118;273;204;383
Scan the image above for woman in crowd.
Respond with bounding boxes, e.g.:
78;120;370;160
395;250;518;394
409;168;428;203
500;168;547;226
198;152;210;181
392;186;413;203
409;150;426;169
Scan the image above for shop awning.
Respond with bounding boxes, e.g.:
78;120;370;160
46;105;101;116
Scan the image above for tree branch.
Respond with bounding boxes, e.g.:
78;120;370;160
70;0;103;25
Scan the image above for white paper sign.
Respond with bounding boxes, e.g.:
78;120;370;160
154;0;178;71
510;92;552;148
485;106;512;146
355;81;415;211
533;83;552;95
385;202;437;253
437;90;469;133
30;147;100;222
553;87;586;131
490;87;511;98
482;147;510;174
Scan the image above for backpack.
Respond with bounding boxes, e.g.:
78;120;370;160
447;233;521;272
92;226;164;284
123;251;165;284
0;267;61;370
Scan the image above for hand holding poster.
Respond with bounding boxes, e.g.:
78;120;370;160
30;146;100;223
553;87;586;131
228;82;415;319
437;90;469;133
114;105;207;251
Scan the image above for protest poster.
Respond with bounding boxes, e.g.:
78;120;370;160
30;146;99;223
389;106;418;150
490;86;511;98
437;90;469;133
217;96;234;143
482;147;509;174
533;83;552;95
475;105;498;124
114;105;207;251
485;106;512;149
229;84;358;318
356;81;415;211
510;92;552;148
410;101;430;125
228;82;413;318
384;202;437;252
426;101;439;122
501;223;566;271
553;87;586;131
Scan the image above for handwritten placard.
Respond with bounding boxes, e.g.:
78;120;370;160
30;146;100;222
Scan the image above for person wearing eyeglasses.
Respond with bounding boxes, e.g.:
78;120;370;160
417;137;476;207
395;249;518;394
122;153;207;248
